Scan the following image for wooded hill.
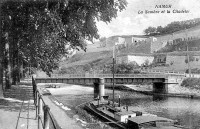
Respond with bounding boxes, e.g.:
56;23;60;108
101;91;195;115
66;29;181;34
144;18;200;36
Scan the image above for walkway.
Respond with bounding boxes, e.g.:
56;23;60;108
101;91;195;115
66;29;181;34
0;94;37;129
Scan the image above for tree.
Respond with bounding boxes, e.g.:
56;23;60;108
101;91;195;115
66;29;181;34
144;26;157;35
185;55;195;64
100;37;106;42
144;18;200;36
115;63;137;74
99;37;106;47
1;0;127;89
143;59;150;66
156;26;163;34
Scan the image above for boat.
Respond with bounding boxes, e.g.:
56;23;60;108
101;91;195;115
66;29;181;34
126;115;184;129
85;97;158;129
85;100;186;129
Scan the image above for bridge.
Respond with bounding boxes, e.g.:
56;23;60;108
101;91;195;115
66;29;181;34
35;73;185;94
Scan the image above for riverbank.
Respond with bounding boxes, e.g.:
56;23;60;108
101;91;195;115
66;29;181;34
123;84;200;99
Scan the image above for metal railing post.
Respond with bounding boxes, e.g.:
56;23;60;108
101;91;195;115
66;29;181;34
35;91;38;119
43;105;50;129
38;95;43;129
38;95;40;129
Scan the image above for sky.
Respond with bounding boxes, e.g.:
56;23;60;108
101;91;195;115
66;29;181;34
96;0;200;37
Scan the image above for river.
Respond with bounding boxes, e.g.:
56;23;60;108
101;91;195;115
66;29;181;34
47;84;200;129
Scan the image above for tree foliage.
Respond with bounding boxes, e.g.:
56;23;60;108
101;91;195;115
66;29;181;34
144;26;156;35
144;18;200;36
115;63;139;74
181;78;200;88
185;55;195;64
1;0;127;78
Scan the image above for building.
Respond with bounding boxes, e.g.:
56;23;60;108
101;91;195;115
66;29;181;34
116;35;148;47
116;53;154;66
153;54;166;64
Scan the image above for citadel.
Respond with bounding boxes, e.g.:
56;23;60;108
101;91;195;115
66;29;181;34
94;24;200;72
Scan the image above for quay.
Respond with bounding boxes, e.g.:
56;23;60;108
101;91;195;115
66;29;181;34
0;78;83;129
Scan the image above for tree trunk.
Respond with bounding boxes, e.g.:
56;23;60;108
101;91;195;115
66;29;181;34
0;62;3;98
5;37;12;89
20;59;25;79
0;1;4;98
5;63;12;89
16;56;21;83
11;49;17;85
11;15;20;85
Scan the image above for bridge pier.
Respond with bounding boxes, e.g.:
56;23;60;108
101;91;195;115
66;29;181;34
94;78;105;101
153;82;168;94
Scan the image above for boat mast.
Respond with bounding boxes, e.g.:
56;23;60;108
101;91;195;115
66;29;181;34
112;45;115;106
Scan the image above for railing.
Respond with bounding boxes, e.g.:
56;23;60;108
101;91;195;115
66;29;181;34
141;70;186;75
50;74;169;78
32;77;59;129
185;73;200;78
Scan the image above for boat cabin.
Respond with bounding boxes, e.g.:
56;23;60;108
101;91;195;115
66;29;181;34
114;108;157;123
114;111;142;123
126;116;182;129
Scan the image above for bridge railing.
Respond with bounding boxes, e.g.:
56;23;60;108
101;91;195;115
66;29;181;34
50;74;169;78
185;73;200;78
141;70;186;75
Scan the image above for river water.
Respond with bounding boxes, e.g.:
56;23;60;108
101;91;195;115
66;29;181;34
49;84;200;129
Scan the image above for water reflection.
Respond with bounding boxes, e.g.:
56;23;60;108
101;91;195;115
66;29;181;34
152;95;168;101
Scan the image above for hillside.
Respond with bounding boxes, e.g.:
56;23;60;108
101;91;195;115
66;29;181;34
59;18;200;74
119;40;151;54
157;39;200;53
59;50;113;74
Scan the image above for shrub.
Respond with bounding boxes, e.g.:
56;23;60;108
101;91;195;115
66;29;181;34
181;78;200;89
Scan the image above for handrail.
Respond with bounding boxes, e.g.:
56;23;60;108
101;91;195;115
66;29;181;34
48;111;58;129
142;69;186;75
32;77;59;129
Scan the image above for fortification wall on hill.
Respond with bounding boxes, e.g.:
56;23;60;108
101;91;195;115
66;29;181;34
150;25;200;53
84;24;200;55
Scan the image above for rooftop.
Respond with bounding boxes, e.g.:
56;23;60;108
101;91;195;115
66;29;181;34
128;116;174;124
115;110;138;116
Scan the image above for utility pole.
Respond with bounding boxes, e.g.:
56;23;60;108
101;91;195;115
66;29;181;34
112;45;115;106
